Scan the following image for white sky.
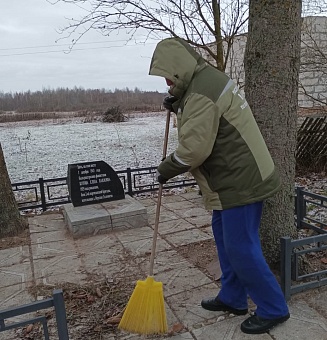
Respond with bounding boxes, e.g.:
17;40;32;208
0;0;167;94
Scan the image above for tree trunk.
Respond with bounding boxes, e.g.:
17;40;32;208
244;0;302;264
212;0;224;71
0;143;27;237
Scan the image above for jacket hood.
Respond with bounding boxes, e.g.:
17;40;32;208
149;38;205;98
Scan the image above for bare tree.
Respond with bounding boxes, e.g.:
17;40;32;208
244;0;302;264
0;88;164;114
50;0;249;71
0;144;28;238
299;16;327;107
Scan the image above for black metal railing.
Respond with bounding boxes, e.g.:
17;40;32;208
12;177;68;212
281;233;327;300
0;289;69;340
12;166;197;212
281;187;327;300
295;186;327;233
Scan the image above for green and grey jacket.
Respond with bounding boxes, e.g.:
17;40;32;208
149;38;280;210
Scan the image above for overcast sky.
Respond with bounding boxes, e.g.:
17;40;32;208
0;0;168;94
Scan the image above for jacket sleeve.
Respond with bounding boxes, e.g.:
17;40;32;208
158;93;220;179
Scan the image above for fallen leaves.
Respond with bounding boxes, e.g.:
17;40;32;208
25;324;33;334
105;314;122;325
23;278;135;340
167;323;184;336
96;287;102;298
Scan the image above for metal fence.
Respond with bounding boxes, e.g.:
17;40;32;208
0;289;69;339
12;166;197;212
282;187;327;300
295;186;327;233
281;233;327;301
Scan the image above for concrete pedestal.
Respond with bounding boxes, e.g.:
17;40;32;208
62;195;148;237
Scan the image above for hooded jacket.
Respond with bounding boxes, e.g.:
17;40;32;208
149;38;280;210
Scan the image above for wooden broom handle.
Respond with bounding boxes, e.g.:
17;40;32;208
149;110;171;276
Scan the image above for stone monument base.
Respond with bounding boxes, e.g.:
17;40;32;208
62;195;148;238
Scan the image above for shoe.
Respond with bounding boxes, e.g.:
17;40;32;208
201;297;248;315
241;313;290;334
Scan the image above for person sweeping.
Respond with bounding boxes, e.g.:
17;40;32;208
149;37;290;335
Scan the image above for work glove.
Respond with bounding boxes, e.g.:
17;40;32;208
163;96;178;113
156;170;168;184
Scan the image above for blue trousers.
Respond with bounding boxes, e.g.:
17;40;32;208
212;201;289;319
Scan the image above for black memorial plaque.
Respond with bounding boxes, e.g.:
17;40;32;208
67;161;125;207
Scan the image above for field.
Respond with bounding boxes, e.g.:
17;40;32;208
1;111;326;195
0;112;178;183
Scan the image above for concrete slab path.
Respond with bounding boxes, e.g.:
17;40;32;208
0;192;326;339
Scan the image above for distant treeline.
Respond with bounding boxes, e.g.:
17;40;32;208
0;87;166;113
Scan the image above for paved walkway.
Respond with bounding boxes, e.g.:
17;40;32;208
0;191;327;339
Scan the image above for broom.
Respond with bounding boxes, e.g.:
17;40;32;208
118;110;171;335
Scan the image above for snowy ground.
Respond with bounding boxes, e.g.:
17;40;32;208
1;112;326;226
0;112;178;183
1;111;326;196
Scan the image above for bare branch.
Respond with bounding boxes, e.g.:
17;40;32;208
52;0;249;70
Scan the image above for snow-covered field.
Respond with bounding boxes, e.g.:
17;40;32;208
1;112;326;225
1;111;326;196
0;112;178;183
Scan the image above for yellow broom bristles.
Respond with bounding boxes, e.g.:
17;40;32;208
118;276;168;335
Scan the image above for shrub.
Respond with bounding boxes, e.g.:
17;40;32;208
102;106;127;123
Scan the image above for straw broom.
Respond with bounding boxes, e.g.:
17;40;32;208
118;110;171;335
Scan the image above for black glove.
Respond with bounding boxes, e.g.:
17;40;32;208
163;96;178;113
156;170;168;184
